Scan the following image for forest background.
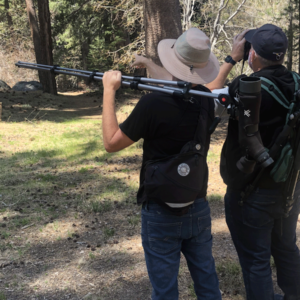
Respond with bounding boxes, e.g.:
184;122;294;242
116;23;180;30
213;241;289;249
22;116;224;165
0;0;298;91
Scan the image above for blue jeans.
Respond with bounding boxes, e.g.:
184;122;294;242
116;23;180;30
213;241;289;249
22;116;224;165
225;184;300;300
141;198;221;300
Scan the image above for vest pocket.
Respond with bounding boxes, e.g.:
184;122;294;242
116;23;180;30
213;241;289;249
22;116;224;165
144;154;204;207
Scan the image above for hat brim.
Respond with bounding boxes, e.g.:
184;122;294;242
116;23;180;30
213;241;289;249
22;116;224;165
245;29;256;43
158;39;220;85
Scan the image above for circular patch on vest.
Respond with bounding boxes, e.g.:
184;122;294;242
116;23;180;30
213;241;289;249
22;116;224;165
178;163;190;176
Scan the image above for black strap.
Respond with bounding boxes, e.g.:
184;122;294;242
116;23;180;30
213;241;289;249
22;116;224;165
88;70;98;84
193;94;215;142
50;65;59;75
130;76;142;90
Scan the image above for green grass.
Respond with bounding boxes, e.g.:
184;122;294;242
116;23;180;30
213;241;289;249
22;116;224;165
104;227;115;239
207;193;223;202
13;217;31;228
270;255;276;268
128;215;140;227
207;150;219;163
36;174;57;182
188;283;197;298
89;200;113;213
0;291;7;300
0;117;141;209
216;260;244;295
216;260;241;276
1;231;10;239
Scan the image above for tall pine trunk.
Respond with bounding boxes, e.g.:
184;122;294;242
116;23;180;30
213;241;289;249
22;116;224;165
25;0;47;88
5;0;13;27
298;0;300;73
143;0;182;66
287;1;294;71
37;0;57;95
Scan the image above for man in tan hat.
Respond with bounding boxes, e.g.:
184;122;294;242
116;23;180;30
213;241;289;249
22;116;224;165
102;27;221;300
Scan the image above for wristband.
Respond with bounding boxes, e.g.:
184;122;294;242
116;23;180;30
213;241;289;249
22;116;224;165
225;55;237;65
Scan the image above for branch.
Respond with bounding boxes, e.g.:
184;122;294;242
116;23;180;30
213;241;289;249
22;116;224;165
223;0;247;27
1;201;19;207
67;0;91;19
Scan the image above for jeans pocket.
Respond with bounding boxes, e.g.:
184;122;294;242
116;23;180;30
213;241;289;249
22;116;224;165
195;213;212;243
242;203;273;228
147;221;182;254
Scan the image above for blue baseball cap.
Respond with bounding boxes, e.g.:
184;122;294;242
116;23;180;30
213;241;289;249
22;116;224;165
245;24;288;61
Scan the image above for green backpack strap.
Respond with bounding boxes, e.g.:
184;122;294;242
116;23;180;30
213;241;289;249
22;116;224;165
291;71;300;101
260;77;290;109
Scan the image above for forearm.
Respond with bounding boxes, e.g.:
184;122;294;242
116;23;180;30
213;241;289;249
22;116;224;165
102;89;119;150
139;57;172;80
206;63;234;91
207;30;249;91
147;61;172;80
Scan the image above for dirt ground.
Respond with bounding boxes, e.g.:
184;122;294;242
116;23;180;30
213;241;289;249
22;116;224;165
0;88;299;300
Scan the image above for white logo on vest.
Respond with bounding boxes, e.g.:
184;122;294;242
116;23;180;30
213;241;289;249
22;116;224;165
178;163;190;176
244;110;251;117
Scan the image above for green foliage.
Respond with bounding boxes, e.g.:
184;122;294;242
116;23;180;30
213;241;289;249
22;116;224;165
89;200;113;213
104;227;115;239
128;214;140;227
51;0;143;79
207;194;223;202
0;291;6;300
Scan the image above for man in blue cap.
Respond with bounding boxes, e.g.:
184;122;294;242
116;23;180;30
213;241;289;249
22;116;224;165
207;24;300;300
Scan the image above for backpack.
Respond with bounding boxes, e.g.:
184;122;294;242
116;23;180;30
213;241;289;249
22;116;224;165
143;92;215;216
259;72;300;182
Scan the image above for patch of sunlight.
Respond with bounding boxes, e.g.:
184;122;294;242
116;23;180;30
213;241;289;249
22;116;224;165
34;220;90;242
212;217;229;234
207;150;220;163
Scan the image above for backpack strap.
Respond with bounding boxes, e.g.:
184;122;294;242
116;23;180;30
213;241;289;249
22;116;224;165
260;77;290;109
291;71;300;100
260;72;300;123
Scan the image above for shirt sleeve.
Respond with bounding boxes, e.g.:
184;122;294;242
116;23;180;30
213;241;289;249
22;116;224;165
119;94;151;142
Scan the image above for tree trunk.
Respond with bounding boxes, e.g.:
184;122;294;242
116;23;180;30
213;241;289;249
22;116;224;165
81;38;90;71
144;0;182;66
25;0;47;87
37;0;57;95
287;1;294;71
5;0;13;27
81;38;91;84
298;0;300;73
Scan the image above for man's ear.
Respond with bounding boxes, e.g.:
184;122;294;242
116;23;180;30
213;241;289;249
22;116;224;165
252;50;257;60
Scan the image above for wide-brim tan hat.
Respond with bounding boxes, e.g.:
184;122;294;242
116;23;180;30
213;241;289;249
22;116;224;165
158;27;219;85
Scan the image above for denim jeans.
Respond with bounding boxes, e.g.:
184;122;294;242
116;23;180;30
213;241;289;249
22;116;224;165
225;183;300;300
141;198;221;300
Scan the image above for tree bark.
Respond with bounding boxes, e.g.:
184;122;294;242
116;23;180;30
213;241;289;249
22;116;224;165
287;1;294;71
144;0;182;66
4;0;13;27
25;0;47;87
37;0;57;95
298;0;300;73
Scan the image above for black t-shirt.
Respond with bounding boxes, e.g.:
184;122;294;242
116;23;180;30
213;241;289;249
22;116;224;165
120;88;214;204
220;65;296;190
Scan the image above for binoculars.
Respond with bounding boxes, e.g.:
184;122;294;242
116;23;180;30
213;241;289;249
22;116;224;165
236;76;274;174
